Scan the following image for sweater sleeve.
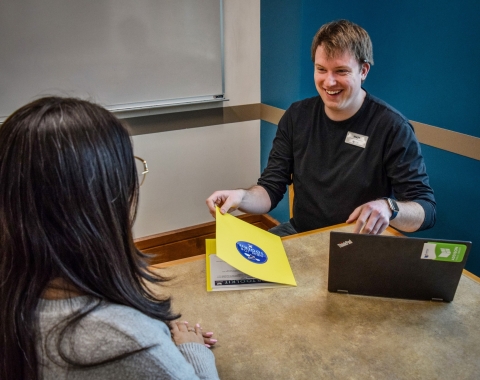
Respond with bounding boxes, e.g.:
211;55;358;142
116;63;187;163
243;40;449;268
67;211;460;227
383;121;436;230
44;302;220;380
177;343;220;380
257;108;294;211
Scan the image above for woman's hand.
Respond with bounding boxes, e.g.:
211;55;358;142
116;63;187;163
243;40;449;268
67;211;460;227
171;321;218;348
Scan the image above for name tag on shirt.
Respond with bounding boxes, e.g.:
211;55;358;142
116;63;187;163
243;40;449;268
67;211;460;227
345;131;368;148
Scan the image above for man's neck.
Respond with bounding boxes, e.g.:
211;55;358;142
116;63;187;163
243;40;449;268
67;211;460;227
325;89;366;121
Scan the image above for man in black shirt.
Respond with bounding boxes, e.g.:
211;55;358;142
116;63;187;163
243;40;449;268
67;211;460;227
206;19;436;236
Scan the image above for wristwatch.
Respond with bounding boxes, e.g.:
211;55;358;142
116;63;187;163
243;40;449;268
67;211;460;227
382;197;399;220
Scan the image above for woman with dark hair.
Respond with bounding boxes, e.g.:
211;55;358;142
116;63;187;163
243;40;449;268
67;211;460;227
0;97;219;379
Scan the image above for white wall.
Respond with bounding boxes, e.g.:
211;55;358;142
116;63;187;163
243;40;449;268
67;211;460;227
132;0;260;238
222;0;261;107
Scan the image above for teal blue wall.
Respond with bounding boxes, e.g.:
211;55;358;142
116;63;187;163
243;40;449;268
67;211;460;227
260;0;303;223
261;0;480;275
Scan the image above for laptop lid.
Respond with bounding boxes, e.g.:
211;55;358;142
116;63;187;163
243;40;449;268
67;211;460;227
328;232;472;302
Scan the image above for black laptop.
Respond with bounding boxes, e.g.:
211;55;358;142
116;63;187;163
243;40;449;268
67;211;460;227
328;232;472;302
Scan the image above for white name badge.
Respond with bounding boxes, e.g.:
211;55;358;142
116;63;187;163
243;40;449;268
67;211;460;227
345;131;368;148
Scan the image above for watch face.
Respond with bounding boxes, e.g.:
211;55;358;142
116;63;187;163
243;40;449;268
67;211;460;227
389;198;399;212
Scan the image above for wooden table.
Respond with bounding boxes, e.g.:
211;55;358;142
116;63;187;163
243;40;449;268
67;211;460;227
151;224;480;379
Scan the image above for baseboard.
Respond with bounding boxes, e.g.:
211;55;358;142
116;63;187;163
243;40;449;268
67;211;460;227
135;214;279;265
463;269;480;284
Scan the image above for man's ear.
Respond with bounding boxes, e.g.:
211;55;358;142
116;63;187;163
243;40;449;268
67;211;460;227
361;62;371;81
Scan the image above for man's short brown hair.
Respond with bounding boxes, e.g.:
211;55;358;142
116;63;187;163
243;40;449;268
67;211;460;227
311;19;374;65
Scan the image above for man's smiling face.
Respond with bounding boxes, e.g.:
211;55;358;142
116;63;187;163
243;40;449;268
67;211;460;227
314;44;370;121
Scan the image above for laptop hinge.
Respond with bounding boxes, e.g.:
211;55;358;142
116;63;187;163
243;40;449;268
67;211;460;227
337;290;349;294
431;297;444;302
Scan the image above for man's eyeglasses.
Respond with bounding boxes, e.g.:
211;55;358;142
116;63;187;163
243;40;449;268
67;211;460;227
134;156;149;186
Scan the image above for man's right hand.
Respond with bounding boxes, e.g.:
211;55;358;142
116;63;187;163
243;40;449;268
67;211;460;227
206;186;272;218
206;189;246;218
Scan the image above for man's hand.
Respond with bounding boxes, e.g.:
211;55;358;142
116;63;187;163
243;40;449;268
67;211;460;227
347;199;426;234
346;199;391;235
205;189;246;218
206;186;271;218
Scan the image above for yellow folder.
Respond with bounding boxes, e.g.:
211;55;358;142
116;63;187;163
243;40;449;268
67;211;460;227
205;239;217;292
214;207;296;286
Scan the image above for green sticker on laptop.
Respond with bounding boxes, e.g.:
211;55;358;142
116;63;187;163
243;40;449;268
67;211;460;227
420;242;467;262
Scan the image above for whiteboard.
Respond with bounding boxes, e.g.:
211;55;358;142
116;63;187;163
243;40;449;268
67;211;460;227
0;0;224;121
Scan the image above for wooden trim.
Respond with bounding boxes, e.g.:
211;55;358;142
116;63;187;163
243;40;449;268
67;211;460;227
281;222;348;240
281;223;403;241
135;213;279;265
463;269;480;284
289;183;294;218
411;121;480;161
384;226;404;237
151;254;205;269
257;213;281;228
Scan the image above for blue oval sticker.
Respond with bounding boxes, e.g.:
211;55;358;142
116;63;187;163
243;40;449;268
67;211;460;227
235;241;268;264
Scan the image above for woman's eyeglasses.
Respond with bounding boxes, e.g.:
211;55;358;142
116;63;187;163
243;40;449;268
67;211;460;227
134;156;149;186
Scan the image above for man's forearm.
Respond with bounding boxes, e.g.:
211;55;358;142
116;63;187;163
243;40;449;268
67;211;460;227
390;201;425;232
238;185;272;214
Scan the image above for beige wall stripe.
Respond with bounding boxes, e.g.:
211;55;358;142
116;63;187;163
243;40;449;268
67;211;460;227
411;121;480;161
258;104;480;162
126;104;260;136
223;103;261;124
260;103;285;125
126;102;480;162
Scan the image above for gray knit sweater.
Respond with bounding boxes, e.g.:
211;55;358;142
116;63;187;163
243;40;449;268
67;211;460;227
36;297;220;379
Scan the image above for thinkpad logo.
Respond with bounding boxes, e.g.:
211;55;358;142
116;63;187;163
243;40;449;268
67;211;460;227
337;240;353;248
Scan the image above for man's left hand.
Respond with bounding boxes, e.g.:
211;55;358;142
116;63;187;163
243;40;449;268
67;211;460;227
346;199;391;234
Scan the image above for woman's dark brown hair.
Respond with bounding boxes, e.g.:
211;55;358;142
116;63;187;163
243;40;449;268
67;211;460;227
0;97;178;379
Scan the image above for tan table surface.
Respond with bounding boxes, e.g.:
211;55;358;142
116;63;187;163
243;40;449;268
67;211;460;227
151;224;480;380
